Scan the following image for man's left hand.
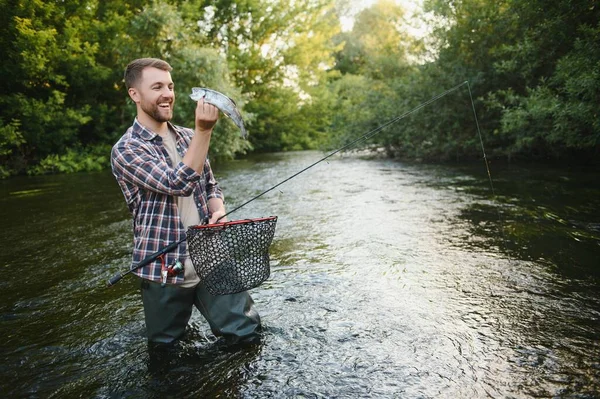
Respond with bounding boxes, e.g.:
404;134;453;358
208;210;227;224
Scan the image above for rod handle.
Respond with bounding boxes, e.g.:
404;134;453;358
107;273;123;287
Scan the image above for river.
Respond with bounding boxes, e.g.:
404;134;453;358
1;151;598;398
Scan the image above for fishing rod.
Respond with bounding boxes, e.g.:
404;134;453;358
107;81;471;287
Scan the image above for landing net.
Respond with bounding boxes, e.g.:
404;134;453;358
187;216;277;295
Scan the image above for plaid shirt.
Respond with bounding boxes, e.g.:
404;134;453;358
111;118;224;284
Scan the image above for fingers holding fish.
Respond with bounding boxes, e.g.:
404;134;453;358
195;98;219;133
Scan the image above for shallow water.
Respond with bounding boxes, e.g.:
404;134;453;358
1;151;598;398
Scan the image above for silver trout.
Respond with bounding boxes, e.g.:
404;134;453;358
189;87;247;138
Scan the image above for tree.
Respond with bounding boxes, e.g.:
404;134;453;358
329;0;419;154
182;0;342;151
0;0;144;175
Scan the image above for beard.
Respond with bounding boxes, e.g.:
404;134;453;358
140;97;174;123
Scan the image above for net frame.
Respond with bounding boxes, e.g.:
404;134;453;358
187;216;277;295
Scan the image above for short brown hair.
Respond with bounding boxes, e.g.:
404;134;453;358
124;58;172;89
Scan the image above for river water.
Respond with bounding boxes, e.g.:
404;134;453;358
1;151;598;398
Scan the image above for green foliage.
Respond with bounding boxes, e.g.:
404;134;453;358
0;0;346;176
0;0;133;176
0;0;598;178
194;0;342;152
27;144;111;175
330;0;600;162
0;119;25;178
329;1;423;156
334;0;410;79
0;119;25;157
328;74;378;147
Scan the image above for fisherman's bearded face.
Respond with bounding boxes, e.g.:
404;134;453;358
135;67;176;123
139;95;174;123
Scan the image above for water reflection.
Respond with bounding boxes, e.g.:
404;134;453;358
0;152;598;397
454;163;600;278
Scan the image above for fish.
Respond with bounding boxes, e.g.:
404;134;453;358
189;87;247;138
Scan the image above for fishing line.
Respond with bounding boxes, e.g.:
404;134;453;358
219;80;471;221
466;81;495;197
466;81;511;260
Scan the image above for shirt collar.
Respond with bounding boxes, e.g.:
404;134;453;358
132;118;181;141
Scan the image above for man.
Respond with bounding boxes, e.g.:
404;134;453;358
111;58;261;346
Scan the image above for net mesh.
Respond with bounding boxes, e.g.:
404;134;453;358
187;216;277;295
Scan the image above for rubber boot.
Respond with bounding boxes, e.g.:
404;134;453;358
140;279;195;344
193;283;262;345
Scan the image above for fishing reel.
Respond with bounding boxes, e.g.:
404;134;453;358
161;259;184;287
166;260;184;277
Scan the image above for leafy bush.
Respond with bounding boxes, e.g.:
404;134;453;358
27;144;110;175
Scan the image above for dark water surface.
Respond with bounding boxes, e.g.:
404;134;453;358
1;151;598;398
